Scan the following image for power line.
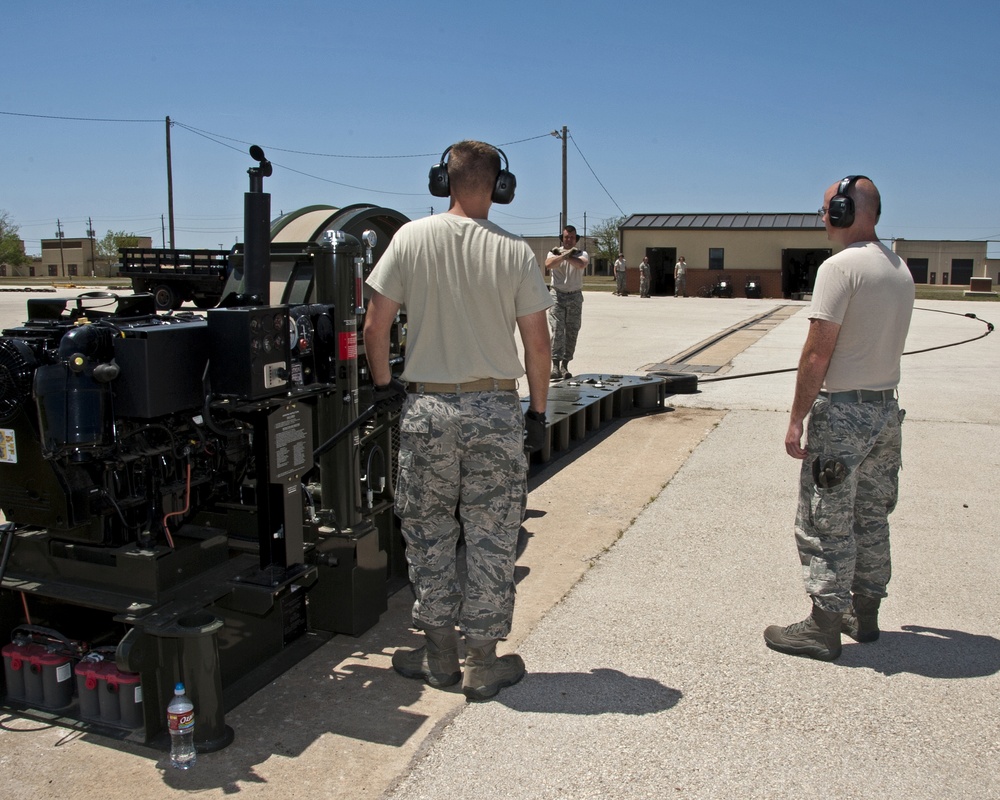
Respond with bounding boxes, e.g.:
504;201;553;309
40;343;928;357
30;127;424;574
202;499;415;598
171;122;554;159
169;122;425;197
0;110;160;123
171;123;561;198
568;133;625;216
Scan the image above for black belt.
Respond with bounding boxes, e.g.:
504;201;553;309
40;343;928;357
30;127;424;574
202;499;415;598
820;389;896;404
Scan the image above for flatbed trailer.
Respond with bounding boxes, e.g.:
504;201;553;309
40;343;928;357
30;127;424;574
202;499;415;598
116;248;231;310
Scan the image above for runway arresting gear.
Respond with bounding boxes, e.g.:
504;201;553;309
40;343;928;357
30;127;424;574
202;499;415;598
392;625;462;688
462;638;525;702
524;373;668;465
648;370;699;394
842;594;881;643
764;604;843;661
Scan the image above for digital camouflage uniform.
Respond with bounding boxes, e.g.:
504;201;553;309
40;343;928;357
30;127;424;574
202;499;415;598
395;390;526;640
549;290;584;364
796;396;904;612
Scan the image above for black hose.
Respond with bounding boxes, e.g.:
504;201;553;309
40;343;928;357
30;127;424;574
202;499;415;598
313;405;378;460
698;307;994;384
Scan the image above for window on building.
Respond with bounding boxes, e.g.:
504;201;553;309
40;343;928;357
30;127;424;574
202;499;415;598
950;259;973;285
906;258;929;283
68;264;78;276
709;248;724;270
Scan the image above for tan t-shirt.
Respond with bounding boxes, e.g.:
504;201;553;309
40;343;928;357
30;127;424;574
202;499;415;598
366;213;553;384
549;249;589;292
809;241;915;392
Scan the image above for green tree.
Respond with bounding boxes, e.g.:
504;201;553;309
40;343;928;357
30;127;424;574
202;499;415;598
590;215;627;269
96;230;141;261
0;210;30;268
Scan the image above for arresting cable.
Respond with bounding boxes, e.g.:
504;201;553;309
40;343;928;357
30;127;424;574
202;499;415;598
697;307;994;384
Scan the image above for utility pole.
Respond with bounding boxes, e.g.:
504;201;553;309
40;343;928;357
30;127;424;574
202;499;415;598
551;126;568;233
55;219;65;277
165;116;175;249
87;217;96;276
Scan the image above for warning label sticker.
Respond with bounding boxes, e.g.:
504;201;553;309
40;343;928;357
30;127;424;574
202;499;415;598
338;331;357;361
0;429;16;464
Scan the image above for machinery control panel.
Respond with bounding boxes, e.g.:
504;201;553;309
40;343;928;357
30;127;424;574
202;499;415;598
208;306;291;400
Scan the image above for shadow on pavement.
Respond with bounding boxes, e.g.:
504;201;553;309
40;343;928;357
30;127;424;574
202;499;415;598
840;624;1000;679
496;668;683;715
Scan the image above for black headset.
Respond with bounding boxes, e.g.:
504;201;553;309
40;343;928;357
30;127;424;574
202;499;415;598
827;175;881;228
428;144;517;204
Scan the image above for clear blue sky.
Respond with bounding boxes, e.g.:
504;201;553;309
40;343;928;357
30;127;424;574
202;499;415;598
4;0;998;256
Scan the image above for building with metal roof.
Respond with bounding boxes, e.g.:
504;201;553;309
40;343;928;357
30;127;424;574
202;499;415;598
618;212;833;298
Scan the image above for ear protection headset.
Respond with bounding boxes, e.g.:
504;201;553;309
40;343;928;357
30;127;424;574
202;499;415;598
428;144;517;204
827;175;881;228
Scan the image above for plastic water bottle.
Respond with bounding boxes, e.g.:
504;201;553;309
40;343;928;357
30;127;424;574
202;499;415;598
166;682;196;769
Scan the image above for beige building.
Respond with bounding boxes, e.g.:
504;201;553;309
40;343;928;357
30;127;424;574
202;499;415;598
20;236;153;279
38;236;99;278
612;213;992;298
890;239;988;286
619;213;834;298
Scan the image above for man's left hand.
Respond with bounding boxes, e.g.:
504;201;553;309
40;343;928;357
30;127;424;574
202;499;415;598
524;409;547;452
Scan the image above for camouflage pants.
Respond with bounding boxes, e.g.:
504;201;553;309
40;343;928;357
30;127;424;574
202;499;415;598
795;396;904;613
549;289;584;362
395;391;526;640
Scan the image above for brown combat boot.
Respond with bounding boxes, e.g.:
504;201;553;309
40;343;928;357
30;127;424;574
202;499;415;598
462;638;525;702
764;604;843;661
392;625;461;688
842;594;882;642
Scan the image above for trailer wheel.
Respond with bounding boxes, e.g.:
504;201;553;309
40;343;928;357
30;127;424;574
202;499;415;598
153;284;177;311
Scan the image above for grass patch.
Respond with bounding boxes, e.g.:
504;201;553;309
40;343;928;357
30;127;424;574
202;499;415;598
582;275;617;292
914;285;997;302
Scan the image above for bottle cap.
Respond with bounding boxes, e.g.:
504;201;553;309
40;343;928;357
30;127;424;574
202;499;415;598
175;682;185;694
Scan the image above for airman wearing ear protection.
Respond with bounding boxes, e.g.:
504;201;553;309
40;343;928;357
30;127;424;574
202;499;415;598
765;175;914;662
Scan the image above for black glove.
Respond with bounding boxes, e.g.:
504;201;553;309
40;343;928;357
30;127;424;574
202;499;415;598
373;378;407;414
523;409;547;452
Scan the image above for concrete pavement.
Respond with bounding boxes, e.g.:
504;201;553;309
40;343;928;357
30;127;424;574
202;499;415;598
1;289;998;799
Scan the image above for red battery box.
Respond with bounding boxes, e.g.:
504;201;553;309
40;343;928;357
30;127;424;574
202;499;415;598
3;641;75;709
74;658;143;729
